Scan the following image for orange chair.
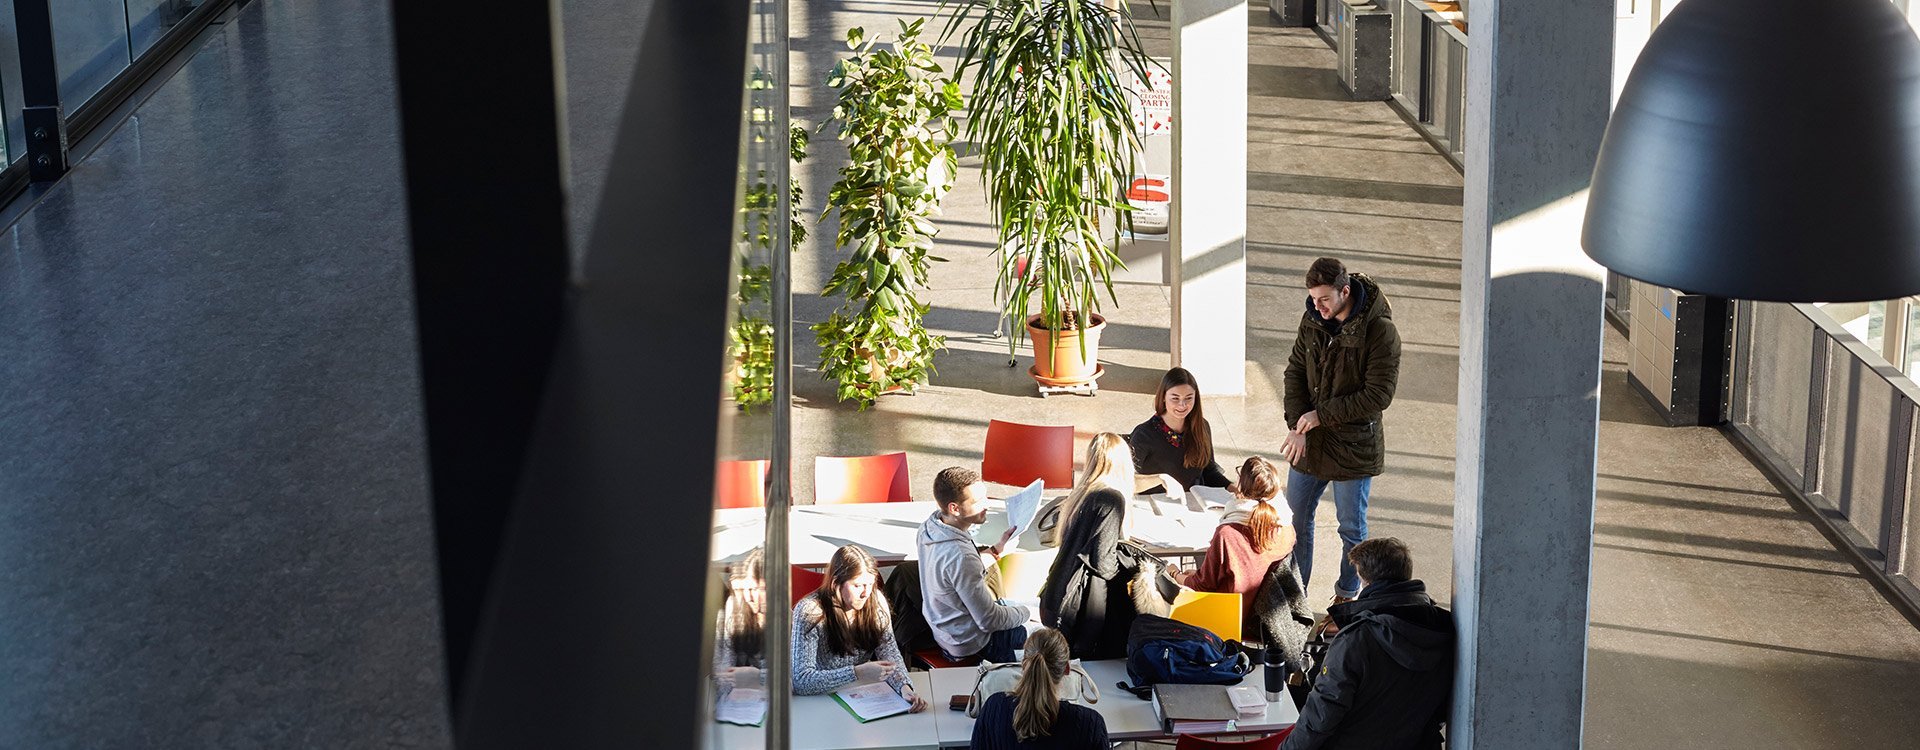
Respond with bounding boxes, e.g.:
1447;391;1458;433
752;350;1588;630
1169;590;1243;642
714;459;769;509
1174;728;1291;749
981;420;1075;489
791;565;827;606
813;452;912;504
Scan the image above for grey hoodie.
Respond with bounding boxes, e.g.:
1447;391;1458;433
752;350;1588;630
915;512;1031;658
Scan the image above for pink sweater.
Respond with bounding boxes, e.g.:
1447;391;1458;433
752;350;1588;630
1185;523;1291;631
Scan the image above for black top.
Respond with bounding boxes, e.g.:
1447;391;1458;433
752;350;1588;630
1128;416;1229;493
970;693;1109;750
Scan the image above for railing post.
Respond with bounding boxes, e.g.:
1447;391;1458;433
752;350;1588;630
12;0;70;181
1805;326;1830;496
1886;399;1914;575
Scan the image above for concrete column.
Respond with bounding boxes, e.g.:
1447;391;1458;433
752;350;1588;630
1170;0;1248;395
1452;0;1612;748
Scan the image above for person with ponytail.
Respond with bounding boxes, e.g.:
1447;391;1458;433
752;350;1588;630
1040;433;1164;659
791;546;927;711
969;628;1109;749
713;547;767;700
1129;367;1231;499
1169;457;1299;638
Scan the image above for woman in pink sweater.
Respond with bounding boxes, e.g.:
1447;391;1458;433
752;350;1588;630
1169;457;1297;637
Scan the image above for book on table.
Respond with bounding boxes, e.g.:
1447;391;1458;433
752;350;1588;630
1150;683;1238;734
831;682;912;723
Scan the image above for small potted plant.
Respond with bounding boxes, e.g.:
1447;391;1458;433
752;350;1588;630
813;21;962;409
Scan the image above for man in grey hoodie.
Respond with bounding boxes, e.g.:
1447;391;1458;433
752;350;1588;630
916;467;1031;663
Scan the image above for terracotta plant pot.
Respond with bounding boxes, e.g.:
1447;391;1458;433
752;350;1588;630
1026;314;1106;386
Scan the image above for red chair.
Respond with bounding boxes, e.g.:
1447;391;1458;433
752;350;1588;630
791;565;827;606
913;648;979;670
813;452;912;504
714;459;769;509
1174;728;1292;749
981;420;1075;489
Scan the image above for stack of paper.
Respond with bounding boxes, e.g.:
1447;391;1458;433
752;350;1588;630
716;688;768;726
1003;479;1047;538
1151;683;1238;734
831;682;912;723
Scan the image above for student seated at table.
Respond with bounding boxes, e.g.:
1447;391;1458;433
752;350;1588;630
790;545;928;711
1040;433;1168;660
713;547;767;700
918;467;1030;664
1167;456;1300;641
970;628;1110;749
1129;367;1232;498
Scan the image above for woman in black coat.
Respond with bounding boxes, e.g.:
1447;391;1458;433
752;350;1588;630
1039;433;1168;660
1130;367;1231;497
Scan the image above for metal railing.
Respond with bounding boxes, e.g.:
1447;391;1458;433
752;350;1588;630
1388;0;1467;167
1729;300;1920;620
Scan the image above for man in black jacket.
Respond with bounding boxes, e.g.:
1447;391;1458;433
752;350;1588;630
1281;538;1454;750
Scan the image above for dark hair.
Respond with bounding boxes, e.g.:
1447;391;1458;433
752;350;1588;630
723;547;765;666
933;466;981;513
1155;367;1215;470
1013;628;1072;740
814;545;888;656
1349;537;1414;584
1237;457;1285;553
1305;257;1349;290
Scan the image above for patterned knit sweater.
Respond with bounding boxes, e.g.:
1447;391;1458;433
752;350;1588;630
790;593;910;695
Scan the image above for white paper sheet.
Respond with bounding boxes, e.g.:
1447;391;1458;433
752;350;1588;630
832;682;912;722
1190;484;1235;510
716;688;768;726
1003;478;1047;538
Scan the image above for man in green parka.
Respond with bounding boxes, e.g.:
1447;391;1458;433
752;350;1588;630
1280;257;1402;603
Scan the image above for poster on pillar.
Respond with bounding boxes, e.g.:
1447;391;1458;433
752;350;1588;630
1117;59;1173;285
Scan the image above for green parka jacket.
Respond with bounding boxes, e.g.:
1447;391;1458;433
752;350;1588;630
1283;273;1401;480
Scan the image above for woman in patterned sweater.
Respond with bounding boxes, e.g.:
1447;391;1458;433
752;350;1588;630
789;545;927;711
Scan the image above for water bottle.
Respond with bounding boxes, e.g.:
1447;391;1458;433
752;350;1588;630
1263;645;1284;703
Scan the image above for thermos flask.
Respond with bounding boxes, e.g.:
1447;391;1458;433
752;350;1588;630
1263;645;1284;702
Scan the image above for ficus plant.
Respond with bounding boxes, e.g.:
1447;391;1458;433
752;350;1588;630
730;123;809;411
942;0;1157;358
813;20;962;409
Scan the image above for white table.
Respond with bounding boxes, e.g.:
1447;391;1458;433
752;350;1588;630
711;496;1225;567
712;672;940;750
925;659;1299;746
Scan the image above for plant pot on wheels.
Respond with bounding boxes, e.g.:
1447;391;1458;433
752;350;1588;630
1027;314;1106;388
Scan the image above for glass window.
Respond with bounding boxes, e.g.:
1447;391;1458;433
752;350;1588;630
126;0;203;59
0;0;138;160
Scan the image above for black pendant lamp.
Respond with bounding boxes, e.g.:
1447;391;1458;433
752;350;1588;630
1583;0;1920;302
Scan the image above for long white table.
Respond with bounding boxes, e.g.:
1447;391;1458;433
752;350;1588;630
711;496;1225;567
712;672;940;750
926;659;1299;746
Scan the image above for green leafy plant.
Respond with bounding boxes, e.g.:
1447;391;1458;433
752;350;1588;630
942;0;1156;357
812;21;962;409
730;123;809;411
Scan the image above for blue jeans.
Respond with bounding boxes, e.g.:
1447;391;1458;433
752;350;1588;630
957;623;1028;664
1285;468;1371;598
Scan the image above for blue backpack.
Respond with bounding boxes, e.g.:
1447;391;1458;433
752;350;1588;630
1120;614;1254;698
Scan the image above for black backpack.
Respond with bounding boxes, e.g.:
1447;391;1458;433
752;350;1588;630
1117;613;1253;699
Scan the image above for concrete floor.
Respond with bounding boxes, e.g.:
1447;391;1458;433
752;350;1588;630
784;2;1920;747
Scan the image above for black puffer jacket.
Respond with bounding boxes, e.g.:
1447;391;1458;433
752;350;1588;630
1283;273;1401;480
1280;579;1454;750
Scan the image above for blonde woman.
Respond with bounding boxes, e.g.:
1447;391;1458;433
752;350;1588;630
969;628;1108;748
1038;433;1161;659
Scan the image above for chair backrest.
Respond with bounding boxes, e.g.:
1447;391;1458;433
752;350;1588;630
813;452;912;504
981;419;1076;489
791;565;827;607
1173;728;1290;750
1169;589;1243;642
994;547;1060;601
714;459;769;509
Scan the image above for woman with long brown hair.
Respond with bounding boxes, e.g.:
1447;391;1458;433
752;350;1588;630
969;628;1108;748
713;547;767;699
1129;367;1230;498
789;545;927;711
1170;456;1299;638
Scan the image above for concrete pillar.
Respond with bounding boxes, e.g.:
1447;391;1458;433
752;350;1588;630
1452;0;1612;747
1170;0;1248;395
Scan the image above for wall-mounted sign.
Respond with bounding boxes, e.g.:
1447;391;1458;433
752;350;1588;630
1128;67;1173;137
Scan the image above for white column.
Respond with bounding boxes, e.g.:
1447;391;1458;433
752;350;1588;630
1170;0;1247;395
1453;0;1613;748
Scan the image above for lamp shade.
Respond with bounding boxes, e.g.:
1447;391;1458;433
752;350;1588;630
1583;0;1920;302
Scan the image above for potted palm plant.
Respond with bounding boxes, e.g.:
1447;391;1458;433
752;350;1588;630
944;0;1156;389
813;21;962;409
